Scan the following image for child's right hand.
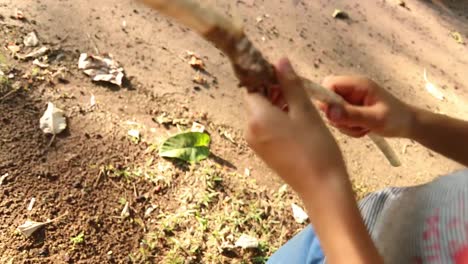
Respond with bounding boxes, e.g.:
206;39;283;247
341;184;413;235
320;76;414;138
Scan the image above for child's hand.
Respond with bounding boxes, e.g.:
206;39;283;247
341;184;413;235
244;58;346;196
321;76;414;138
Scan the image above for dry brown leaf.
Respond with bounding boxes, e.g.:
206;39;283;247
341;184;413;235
7;44;20;54
17;220;47;238
186;51;205;70
192;75;207;85
451;31;465;45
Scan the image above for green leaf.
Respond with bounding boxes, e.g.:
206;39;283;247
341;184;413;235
159;132;211;163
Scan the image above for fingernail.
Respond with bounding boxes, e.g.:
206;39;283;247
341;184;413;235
329;105;343;121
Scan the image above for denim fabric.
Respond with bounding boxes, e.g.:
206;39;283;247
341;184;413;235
267;225;324;264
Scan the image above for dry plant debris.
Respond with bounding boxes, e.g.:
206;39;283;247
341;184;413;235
78;53;125;86
39;102;67;135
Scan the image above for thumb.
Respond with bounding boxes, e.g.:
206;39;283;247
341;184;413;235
276;58;314;118
328;104;380;129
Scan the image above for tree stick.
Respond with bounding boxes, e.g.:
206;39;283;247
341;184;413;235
138;0;401;167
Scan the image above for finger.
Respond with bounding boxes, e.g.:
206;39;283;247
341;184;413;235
337;127;369;138
326;103;381;130
322;75;370;105
276;58;315;119
330;123;370;138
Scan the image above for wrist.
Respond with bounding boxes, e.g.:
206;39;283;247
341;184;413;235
295;166;349;200
406;106;426;140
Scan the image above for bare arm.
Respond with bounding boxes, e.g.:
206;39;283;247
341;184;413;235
321;76;468;167
244;59;382;263
409;107;468;166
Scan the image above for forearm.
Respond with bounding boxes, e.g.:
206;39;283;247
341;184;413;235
409;107;468;166
299;169;382;264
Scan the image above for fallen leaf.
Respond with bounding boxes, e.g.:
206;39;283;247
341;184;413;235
78;53;125;86
121;202;130;218
450;31;465;45
192;75;207;85
235;234;259;249
154;113;172;125
190;122;205;133
27;198;35;211
332;9;349;19
144;204;157;218
424;69;445;101
22;46;49;60
159;132;211;163
7;44;20;54
39;102;67;135
256;16;263;24
14;9;25;20
278;184;288;196
32;59;49;68
128;129;140;140
244;168;251;177
17;220;47;238
90;94;96;107
0;173;8;185
186;51;205;70
23;32;39;47
291;203;308;223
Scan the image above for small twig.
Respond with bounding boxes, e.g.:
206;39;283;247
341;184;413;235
0;88;20;102
47;211;69;223
86;33;100;54
133;183;138;198
47;134;56;148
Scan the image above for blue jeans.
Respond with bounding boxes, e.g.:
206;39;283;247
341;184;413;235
267;225;325;264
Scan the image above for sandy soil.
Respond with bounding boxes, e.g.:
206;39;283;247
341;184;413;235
0;0;467;262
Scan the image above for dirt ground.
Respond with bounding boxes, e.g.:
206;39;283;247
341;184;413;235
0;0;467;263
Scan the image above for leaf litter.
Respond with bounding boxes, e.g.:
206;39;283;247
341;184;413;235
424;69;445;101
23;32;39;47
291;203;308;224
39;102;67;135
17;213;68;238
78;53;125;86
234;234;259;249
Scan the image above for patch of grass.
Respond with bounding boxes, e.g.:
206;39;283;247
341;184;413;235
128;162;305;263
70;232;85;245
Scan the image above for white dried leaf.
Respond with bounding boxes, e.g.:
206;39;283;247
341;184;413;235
27;198;36;211
144;204;157;218
128;129;140;139
291;203;308;224
39;102;67;135
235;234;259;249
278;184;288;196
23;46;49;59
121;202;130;218
78;53;125;86
0;173;8;185
23;32;39;47
190;122;205;133
32;59;49;68
17;220;47;238
424;69;444;101
90;94;96;107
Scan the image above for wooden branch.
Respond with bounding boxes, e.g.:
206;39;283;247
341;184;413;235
138;0;401;167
